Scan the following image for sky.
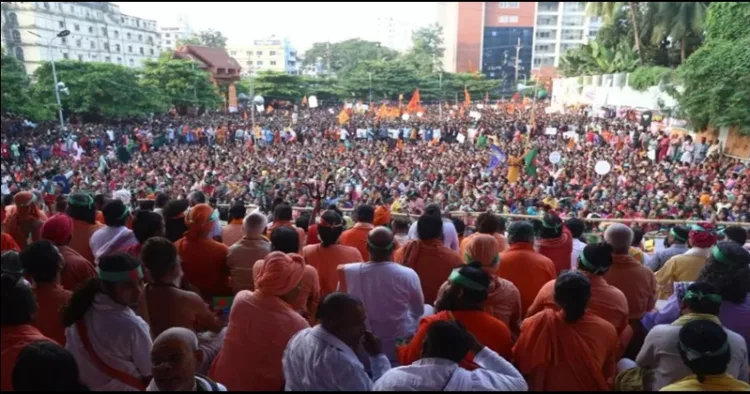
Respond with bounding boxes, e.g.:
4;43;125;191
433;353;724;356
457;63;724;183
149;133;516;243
115;2;438;53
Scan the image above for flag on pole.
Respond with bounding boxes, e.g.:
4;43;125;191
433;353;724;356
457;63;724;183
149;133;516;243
524;147;539;176
488;145;507;171
302;96;308;106
406;89;421;113
484;91;489;104
338;109;350;125
464;87;471;107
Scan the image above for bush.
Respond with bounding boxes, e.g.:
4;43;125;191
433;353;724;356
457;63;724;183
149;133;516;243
629;66;675;91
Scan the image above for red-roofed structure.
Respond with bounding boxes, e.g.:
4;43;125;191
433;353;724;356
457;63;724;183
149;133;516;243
173;45;242;111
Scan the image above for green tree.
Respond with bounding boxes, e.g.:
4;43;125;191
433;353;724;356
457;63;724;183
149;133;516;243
402;23;445;73
31;61;165;120
1;51;52;120
559;41;639;76
302;39;399;77
177;29;227;48
677;2;750;134
587;2;644;62
253;71;306;101
141;58;222;112
648;2;708;62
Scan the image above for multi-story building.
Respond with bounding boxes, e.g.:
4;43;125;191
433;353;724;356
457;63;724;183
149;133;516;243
1;2;159;75
227;36;298;77
158;15;192;53
532;1;601;68
370;16;414;52
438;1;536;95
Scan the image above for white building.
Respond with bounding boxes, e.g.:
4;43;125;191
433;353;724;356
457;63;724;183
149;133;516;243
158;15;192;53
532;1;601;69
368;16;414;52
227;36;298;77
1;2;160;75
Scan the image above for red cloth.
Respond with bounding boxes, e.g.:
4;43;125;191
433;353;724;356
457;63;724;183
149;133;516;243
306;224;320;246
1;325;56;391
59;246;96;292
32;284;72;346
537;227;573;275
1;232;20;252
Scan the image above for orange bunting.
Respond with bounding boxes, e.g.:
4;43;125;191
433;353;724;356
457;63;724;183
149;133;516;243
338;109;350;125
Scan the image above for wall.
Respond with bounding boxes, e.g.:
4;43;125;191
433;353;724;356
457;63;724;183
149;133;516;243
455;2;483;73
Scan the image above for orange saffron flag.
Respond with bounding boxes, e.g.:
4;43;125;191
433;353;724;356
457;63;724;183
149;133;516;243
397;139;404;151
406;89;421;114
302;96;308;106
338;109;350;125
464;87;471;107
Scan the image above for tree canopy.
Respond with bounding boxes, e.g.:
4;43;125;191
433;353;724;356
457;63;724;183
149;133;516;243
140;57;223;111
177;29;228;49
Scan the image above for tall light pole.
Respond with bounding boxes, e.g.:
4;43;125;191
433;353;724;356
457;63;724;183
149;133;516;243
368;72;372;105
29;29;70;129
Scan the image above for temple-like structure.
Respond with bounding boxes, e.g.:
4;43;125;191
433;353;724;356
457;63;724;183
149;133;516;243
172;45;242;111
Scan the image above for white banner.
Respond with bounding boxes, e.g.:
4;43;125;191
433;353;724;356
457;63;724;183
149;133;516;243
308;96;319;108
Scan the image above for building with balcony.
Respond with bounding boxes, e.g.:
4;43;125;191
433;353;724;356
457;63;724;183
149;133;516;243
1;1;160;75
227;36;298;77
158;14;192;53
532;1;601;69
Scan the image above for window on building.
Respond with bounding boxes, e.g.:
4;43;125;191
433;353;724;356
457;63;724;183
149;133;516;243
563;2;586;12
128;45;133;53
76;39;81;47
105;56;111;62
535;44;552;52
12;30;21;42
43;2;49;9
138;34;142;41
288;61;295;66
90;41;96;49
102;27;108;36
57;3;62;10
14;47;24;61
269;51;276;56
165;33;171;38
562;29;584;40
537;16;558;26
117;57;122;63
61;37;67;44
270;61;276;65
78;54;84;61
88;26;93;33
165;40;171;45
230;51;237;55
498;15;519;23
536;31;552;39
74;23;80;31
121;17;125;23
562;15;585;26
59;20;65;28
63;53;70;60
116;44;121;51
7;12;18;26
136;20;140;27
499;2;519;8
538;2;558;12
70;5;75;12
114;30;119;38
257;61;263;66
533;57;542;66
103;42;109;50
256;51;262;56
127;32;131;39
245;51;251;56
246;61;253;65
139;47;144;55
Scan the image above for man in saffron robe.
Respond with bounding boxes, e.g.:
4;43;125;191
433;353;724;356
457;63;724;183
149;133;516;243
339;204;376;261
209;252;310;391
4;191;45;249
40;213;97;292
459;213;508;258
66;193;104;264
221;203;246;247
514;270;618;391
1;228;20;252
497;221;556;314
266;203;305;253
437;234;522;338
373;200;392;227
398;262;513;368
536;212;573;275
394;214;463;305
175;204;231;301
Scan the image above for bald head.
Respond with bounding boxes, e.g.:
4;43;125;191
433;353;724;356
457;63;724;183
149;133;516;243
243;211;268;235
604;223;634;254
368;227;395;262
151;327;200;391
153;327;198;352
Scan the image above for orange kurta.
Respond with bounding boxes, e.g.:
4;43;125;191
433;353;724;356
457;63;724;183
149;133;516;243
59;245;97;292
1;325;56;392
32;284;72;346
373;205;392;227
0;232;20;252
537;228;573;275
603;254;656;320
175;237;231;300
459;233;508;260
266;221;306;253
497;242;556;314
394;239;464;305
514;309;618;391
339;223;374;261
302;244;363;299
69;220;104;264
252;262;320;326
398;310;512;369
209;291;309;391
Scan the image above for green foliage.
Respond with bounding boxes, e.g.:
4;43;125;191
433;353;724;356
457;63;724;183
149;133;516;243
176;29;227;49
560;41;640;77
1;51;53;121
628;66;675;91
253;71;309;101
302;39;400;78
401;23;445;73
141;58;222;110
677;2;750;134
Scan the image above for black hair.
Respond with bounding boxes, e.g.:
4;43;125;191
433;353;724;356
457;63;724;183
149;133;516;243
566;218;585;238
189;191;206;204
274;203;293;221
417;214;443;240
12;341;89;391
539;212;563;239
317;292;362;323
455;261;490;305
229;203;247;221
496;216;507;233
578;242;614;275
131;210;164;244
451;217;466;237
476;212;499;234
102;199;129;227
271;226;299;254
697;241;750;304
1;251;23;275
154;192;170;209
61;253;141;327
671;225;690;243
162;199;190;219
66;193;96;224
723;226;747;246
508;221;535;244
682;282;722;315
678;320;731;383
140;237;178;280
19;240;61;283
554;270;591;322
424;204;441;217
318;210;344;248
1;274;36;326
93;194;108;210
632;227;644;247
354;204;375;224
422;320;470;363
295;213;310;232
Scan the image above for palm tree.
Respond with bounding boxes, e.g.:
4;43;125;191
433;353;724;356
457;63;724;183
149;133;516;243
650;2;708;62
587;2;644;62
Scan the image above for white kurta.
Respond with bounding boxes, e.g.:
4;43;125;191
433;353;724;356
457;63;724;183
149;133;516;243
372;347;528;391
282;326;391;391
407;219;460;252
65;293;152;391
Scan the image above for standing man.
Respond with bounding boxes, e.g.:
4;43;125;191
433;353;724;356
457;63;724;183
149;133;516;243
406;204;459;252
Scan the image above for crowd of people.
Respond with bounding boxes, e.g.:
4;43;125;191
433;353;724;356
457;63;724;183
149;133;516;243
1;100;749;392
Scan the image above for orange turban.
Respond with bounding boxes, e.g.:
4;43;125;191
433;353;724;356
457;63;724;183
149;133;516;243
41;214;74;246
13;192;41;222
373;205;391;227
465;234;500;273
185;203;214;240
254;251;306;296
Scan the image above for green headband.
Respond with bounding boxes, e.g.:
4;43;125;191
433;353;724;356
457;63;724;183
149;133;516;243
367;240;394;251
679;339;729;361
542;219;562;230
448;269;487;292
670;228;687;243
465;253;499;268
711;245;731;265
683;290;722;304
68;194;94;209
579;251;608;274
118;207;131;221
97;266;144;283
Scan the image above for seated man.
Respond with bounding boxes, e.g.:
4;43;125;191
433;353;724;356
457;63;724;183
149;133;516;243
374;320;527;391
12;341;89;391
282;293;390;390
148;327;227;391
141;237;226;374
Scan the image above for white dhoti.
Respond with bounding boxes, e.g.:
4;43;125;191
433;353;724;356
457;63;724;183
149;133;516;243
198;327;227;374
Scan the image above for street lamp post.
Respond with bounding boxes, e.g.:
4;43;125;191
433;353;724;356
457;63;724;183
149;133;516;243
28;29;70;129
